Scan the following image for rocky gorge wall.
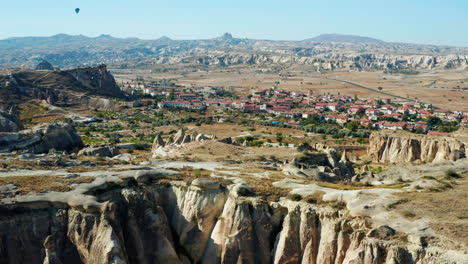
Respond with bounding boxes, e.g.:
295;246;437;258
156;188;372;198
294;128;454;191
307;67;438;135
0;171;459;264
368;132;467;164
157;53;468;71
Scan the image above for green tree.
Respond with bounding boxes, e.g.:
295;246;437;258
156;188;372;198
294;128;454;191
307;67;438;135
276;132;284;143
345;121;359;132
169;88;175;100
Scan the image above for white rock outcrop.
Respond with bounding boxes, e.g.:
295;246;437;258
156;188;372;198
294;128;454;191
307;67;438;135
151;129;217;157
368;131;466;163
0;169;466;264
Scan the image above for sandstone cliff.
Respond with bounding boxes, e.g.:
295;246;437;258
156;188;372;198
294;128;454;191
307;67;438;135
0;169;463;264
368;131;467;163
153;53;468;71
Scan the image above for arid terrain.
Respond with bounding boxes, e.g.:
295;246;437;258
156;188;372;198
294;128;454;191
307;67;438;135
112;65;468;111
0;33;467;263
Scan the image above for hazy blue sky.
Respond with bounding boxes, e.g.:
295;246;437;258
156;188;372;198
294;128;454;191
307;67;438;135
1;0;467;46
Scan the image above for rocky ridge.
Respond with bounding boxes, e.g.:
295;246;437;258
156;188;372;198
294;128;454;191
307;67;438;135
0;64;124;107
161;53;468;71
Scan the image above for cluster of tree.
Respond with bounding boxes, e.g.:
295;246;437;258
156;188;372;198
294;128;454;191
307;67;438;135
425;116;460;133
301;124;370;138
238;136;263;147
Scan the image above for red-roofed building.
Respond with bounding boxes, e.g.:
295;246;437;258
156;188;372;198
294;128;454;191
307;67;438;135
242;105;261;113
348;106;365;115
418;110;433;118
315;103;327;111
360;118;371;127
434;109;448;118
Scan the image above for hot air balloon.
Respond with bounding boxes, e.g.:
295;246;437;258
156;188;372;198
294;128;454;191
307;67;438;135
75;8;80;14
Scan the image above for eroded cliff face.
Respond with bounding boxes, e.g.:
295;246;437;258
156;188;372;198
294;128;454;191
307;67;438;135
66;65;124;98
161;53;468;71
0;171;461;264
0;65;124;107
368;132;467;164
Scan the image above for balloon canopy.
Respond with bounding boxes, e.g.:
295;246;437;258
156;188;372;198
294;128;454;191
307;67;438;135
75;8;80;14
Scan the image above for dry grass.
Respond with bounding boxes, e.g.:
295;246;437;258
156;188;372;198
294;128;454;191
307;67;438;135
316;181;408;191
391;173;468;251
0;176;95;195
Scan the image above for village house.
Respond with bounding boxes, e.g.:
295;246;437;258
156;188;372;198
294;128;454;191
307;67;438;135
348;105;365;115
365;108;379;120
360;118;371;127
418;110;433;118
414;121;429;132
327;103;340;111
434;109;449;118
268;105;292;116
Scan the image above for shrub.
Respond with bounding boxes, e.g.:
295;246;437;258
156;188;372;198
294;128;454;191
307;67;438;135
237;186;254;196
403;211;416;218
288;193;302;201
387;198;409;209
193;169;202;177
445;169;461;179
304;191;325;204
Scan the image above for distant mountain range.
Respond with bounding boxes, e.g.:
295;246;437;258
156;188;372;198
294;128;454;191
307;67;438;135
303;34;383;43
0;33;467;69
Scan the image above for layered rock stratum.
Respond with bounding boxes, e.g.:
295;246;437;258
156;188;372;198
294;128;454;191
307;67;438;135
368;131;467;163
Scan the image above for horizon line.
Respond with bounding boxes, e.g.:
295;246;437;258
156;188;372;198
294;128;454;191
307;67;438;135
1;32;467;48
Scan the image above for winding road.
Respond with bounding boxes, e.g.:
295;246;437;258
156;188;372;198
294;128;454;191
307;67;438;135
329;78;440;109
